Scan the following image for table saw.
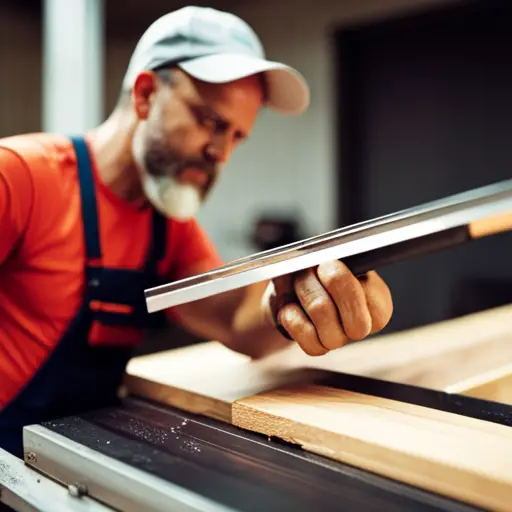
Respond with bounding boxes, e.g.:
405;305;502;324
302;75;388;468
2;179;512;512
0;390;493;512
0;388;510;512
2;302;512;512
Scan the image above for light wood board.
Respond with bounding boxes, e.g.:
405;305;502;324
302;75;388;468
448;361;512;404
125;304;512;421
125;304;512;510
231;384;512;512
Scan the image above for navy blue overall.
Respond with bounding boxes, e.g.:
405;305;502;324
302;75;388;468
0;136;167;459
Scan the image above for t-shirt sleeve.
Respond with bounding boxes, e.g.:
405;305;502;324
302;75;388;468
171;218;224;281
0;148;33;265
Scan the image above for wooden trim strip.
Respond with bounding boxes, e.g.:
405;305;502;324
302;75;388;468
469;211;512;238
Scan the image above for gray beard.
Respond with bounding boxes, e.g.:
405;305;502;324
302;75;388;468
141;173;203;221
143;140;217;195
132;130;218;219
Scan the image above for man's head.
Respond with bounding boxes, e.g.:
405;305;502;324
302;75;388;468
121;6;309;220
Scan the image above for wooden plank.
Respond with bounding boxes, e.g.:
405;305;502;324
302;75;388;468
123;341;325;422
448;362;512;404
123;340;327;422
124;304;512;421
231;384;512;512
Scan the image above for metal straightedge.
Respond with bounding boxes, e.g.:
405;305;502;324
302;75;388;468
145;179;512;313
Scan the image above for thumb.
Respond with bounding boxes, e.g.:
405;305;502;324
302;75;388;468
269;272;298;326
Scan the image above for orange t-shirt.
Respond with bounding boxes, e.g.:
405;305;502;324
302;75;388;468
0;132;223;407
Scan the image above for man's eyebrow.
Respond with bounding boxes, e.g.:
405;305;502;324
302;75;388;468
198;104;226;123
199;104;248;139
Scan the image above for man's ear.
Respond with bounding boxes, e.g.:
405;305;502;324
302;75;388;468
131;71;158;120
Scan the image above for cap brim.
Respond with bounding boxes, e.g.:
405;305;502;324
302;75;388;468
177;53;309;115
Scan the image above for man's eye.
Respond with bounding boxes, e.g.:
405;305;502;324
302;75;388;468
203;116;228;134
202;117;217;128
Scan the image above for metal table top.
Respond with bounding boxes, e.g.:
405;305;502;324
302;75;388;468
14;396;482;512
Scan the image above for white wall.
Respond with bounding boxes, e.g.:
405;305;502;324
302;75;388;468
43;0;104;133
196;0;463;262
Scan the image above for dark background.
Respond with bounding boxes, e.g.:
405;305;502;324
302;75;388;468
335;0;512;334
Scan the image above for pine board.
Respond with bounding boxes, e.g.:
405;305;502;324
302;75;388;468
231;383;512;511
124;304;512;421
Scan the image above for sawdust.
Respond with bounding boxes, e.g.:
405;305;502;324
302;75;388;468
0;459;22;489
180;439;201;454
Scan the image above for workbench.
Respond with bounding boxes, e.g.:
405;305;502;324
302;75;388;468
1;304;512;512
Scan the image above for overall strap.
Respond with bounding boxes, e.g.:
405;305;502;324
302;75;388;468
69;136;101;262
69;134;167;271
145;210;168;270
141;210;169;329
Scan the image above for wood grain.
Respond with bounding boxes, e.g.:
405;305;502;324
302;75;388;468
125;304;512;419
124;341;324;422
232;384;512;511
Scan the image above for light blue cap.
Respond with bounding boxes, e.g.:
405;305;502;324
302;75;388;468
122;6;310;115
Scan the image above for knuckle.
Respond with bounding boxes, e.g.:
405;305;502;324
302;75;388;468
365;286;393;334
318;268;343;290
297;286;317;303
305;297;330;318
322;273;341;292
327;273;361;303
371;304;393;333
317;260;349;284
298;321;317;341
280;307;312;337
322;333;348;350
302;341;329;357
279;307;328;357
278;306;295;329
345;315;372;341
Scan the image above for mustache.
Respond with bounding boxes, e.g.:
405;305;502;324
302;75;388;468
144;155;218;196
145;153;217;180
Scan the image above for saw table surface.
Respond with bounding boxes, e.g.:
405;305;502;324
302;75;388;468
2;305;512;512
17;397;484;512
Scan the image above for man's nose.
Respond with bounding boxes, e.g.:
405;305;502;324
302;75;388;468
204;134;233;165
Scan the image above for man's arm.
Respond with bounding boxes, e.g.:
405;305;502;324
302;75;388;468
0;148;33;266
171;264;291;359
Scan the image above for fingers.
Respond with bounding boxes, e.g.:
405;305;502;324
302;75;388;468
293;268;348;351
273;270;329;355
271;273;295;311
277;304;329;356
271;260;393;357
359;270;393;334
316;260;373;340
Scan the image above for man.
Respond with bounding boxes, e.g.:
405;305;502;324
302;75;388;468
0;6;392;458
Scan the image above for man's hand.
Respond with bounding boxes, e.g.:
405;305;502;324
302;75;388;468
173;258;392;360
263;260;393;356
